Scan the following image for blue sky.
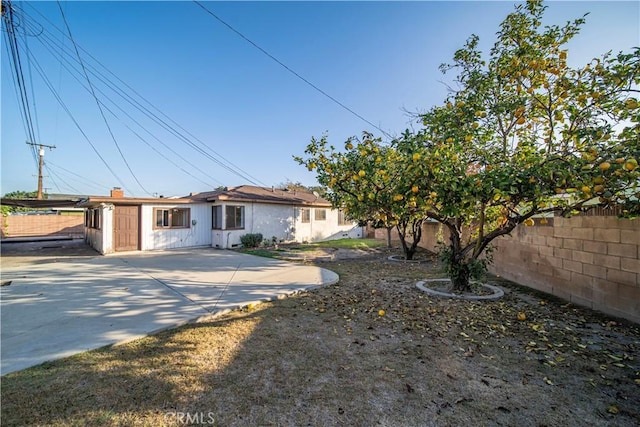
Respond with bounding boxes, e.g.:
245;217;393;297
2;1;639;198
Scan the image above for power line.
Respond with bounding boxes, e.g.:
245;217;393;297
21;1;269;187
46;160;109;193
44;163;80;194
16;16;222;189
24;42;133;194
23;22;42;145
192;0;393;140
56;1;152;196
2;0;39;168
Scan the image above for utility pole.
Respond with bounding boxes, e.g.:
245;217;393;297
26;142;56;199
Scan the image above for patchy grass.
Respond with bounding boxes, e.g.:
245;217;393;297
239;248;285;258
2;250;639;426
305;238;386;249
277;238;386;251
239;238;385;256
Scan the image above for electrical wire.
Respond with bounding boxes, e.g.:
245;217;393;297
19;35;222;191
44;163;81;193
22;57;220;191
56;0;152;196
2;1;39;169
3;30;38;169
25;42;133;194
192;0;393;140
18;24;223;188
21;1;268;187
23;22;42;145
44;164;62;193
46;161;109;193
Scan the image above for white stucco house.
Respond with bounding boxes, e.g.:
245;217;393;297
79;186;363;254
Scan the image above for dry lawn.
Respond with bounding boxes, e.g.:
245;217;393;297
1;248;639;426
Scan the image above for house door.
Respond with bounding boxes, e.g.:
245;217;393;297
114;205;139;251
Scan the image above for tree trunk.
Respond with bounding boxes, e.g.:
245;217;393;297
385;227;392;248
397;229;414;260
450;256;471;292
445;220;471;292
396;218;423;261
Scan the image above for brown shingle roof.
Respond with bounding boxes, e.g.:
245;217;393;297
75;186;330;208
188;185;331;207
77;196;193;207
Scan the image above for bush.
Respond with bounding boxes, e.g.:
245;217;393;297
240;233;263;248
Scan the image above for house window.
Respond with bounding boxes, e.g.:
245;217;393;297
154;208;190;229
85;209;101;229
338;210;350;225
92;209;101;229
315;208;326;221
301;208;310;223
212;206;222;229
226;205;244;229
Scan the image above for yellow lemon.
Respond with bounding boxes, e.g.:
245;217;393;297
598;162;611;171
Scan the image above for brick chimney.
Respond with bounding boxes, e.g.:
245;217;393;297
110;187;124;198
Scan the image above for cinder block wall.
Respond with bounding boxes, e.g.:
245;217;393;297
1;215;84;238
490;216;639;323
375;217;640;323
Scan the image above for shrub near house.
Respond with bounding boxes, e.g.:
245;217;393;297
240;233;263;248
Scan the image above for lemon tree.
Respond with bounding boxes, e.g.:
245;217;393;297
411;0;639;290
297;0;638;290
295;132;428;260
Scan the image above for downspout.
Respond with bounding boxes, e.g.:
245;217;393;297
310;206;313;242
292;206;297;242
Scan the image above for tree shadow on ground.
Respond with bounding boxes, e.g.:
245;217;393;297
2;256;639;426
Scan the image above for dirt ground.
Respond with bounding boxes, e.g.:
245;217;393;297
1;246;639;426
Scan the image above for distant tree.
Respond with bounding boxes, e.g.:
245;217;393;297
1;190;42;215
3;190;39;199
276;180;309;192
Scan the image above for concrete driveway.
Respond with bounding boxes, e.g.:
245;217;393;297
0;242;338;375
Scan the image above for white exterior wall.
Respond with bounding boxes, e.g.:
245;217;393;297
212;202;293;248
211;202;362;248
141;203;211;250
294;206;362;243
84;204;113;254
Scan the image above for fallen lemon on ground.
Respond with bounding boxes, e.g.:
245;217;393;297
378;310;386;316
517;312;527;321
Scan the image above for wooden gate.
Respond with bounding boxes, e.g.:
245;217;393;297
114;205;139;251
